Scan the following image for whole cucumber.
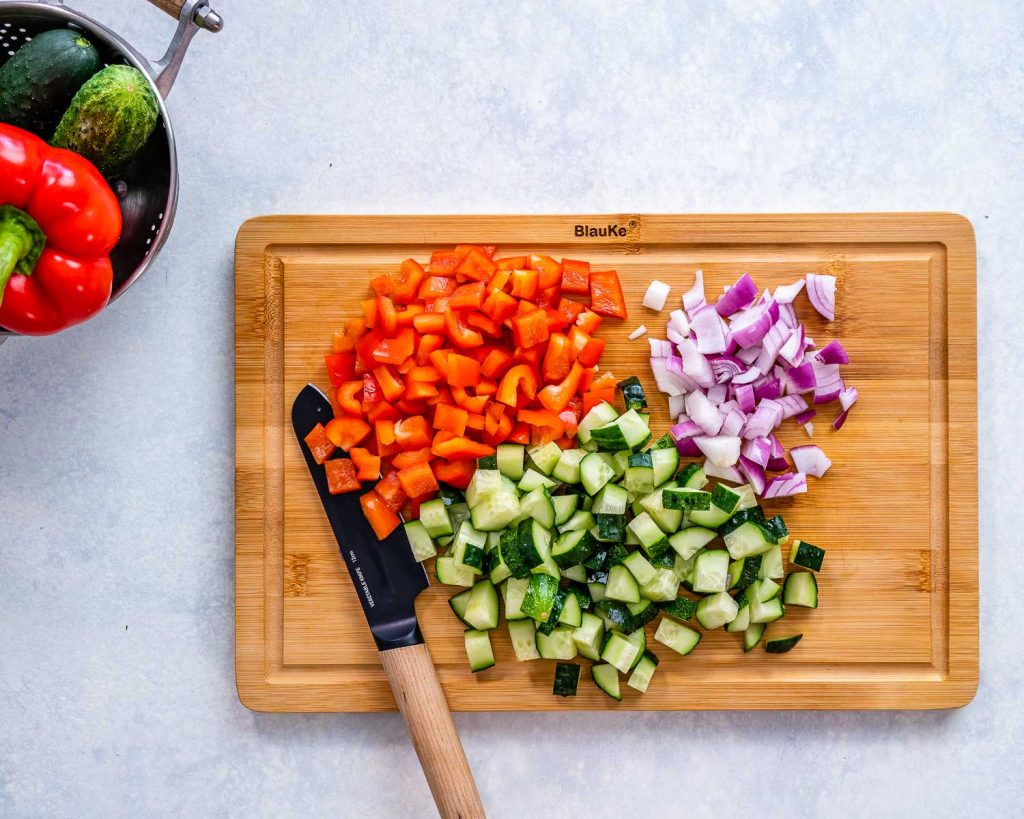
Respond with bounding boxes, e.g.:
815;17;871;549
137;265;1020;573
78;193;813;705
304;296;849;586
0;29;101;137
52;65;159;175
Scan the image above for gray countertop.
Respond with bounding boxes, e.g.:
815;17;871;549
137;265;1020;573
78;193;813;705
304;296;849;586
1;1;1021;816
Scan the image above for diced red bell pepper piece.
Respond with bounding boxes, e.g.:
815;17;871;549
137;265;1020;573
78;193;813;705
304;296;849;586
375;419;396;449
433;402;469;436
324;352;357;386
507;421;530;444
494;255;528;272
590;370;618;390
324;416;371;451
433;458;476;490
397;461;440;497
366;401;400;424
326;458;361;494
496;364;538;407
577;336;605;367
481;288;518;322
484;402;513;445
589;270;627;319
450;281;486;310
372;328;415;366
560;259;591;295
557;298;585;325
475;377;497;396
575;310;603;334
361;372;382;406
542;332;575;382
406;365;440;383
333;318;366;352
455;248;497;282
394;415;432;450
349;447;381;481
370;274;394;297
376;296;398;333
393;258;426;304
362;298;378;329
429;250;460;276
537;361;585;413
446;353;481;387
513;345;543;368
529;254;562;289
518;408;566;444
416;333;444;366
372;365;405;402
454;244;496;262
480;348;514;379
465;311;502;337
375;470;407;512
405;380;440;401
445;310;484;348
431;434;495;460
391;448;432;469
418;275;457;300
336;381;364;415
451;386;489;413
412;312;445;334
535;285;561;309
465;412;485;431
583;387;616;414
510;309;550;349
395;304;424;326
360;489;401;539
509;268;539;300
544;308;570;332
304;423;337;464
355;329;384;367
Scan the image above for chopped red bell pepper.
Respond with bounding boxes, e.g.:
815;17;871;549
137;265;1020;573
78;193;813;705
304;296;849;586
336;381;364;415
537;361;585;413
366;401;400;424
393;258;425;304
445;310;484;348
535;285;561;309
394;415;432;450
372;365;405;402
326;458;361;494
529;255;562;289
433;402;469;436
359;489;401;538
433;458;476;489
455;248;496;282
372;328;415;366
333;318;366;352
481;288;518;322
484;402;513;445
429;250;460;276
418;275;457;300
494;255;528;271
304;423;337;464
507;421;531;444
509;268;539;300
560;258;591;295
480;348;513;379
451;386;489;413
397;461;440;497
391;448;432;469
557;298;585;325
575;310;603;334
583;388;616;414
404;380;439;401
510;309;550;349
518;408;566;442
450;281;486;310
416;333;444;366
376;295;398;333
544;308;570;332
324;352;357;386
577;336;606;367
446;353;481;387
465;311;502;337
496;364;538;407
589;270;627;319
361;372;383;405
542;332;574;382
325;416;371;451
370;274;394;297
362;298;378;329
375;470;407;512
349;448;381;481
431;435;495;460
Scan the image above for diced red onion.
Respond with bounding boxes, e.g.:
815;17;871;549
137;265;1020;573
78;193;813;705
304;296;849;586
738;455;767;495
766;434;789;471
790;445;832;478
690;306;730;354
676;339;716;388
742;399;784;439
708;354;746;384
643;280;671;311
816;339;849;365
706;384;728;405
666;326;687;345
778;325;805;367
776;394;809;420
648;338;673;358
650;357;690;396
839;386;859;412
683;269;706;317
735;346;761;365
741;436;771;468
668;309;690;337
794;408;817;425
730;299;780;349
670;415;702;439
685;390;725;436
675;436;702;457
774;279;806;304
803;422;815;437
833;410;849;430
778;302;798;329
668;394;686;418
733;366;762;385
720;407;746;437
754;320;791;372
735;383;755;413
763;472;808;498
811;360;843;404
785;361;816;393
628;325;648;341
702;459;743;484
806;273;836;321
753;377;781;401
695;435;741;467
716;273;759;316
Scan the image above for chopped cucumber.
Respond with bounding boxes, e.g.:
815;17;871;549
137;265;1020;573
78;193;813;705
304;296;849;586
601;629;642;673
552;449;587;484
663;487;711;511
577;402;619;449
668;526;717;560
765;633;803;653
552;493;579;526
743;622;765;652
616;376;648;411
692;549;730;594
557;590;583;627
728;555;762;590
789;539;826;571
551;529;597;569
638;485;684;533
403;520;437;562
580;452;616;495
759;544;784;580
783;571;819;608
593;513;626;542
463;579;499;630
417;499;453;539
591;663;621;701
560;564;587;583
627;651;659;693
519;486;556;529
466;469;504;507
676;463;707;489
622;550;657;586
559;509;595;533
573;612;606;660
528;441;563;475
517;468;558;492
464;629;495;672
503;576;530;620
627;511;671;560
654;617;702;656
496;443;526;480
508;618;539;660
435;556;475;587
552;662;581;696
638;567;680;602
591;483;629;515
723;520;777;559
650;447;680;486
695;591;739;629
726;593;751;632
470;490;521;532
448;588;474;628
536;625;577;660
605;564;641;603
522;573;560;622
590;408;651;452
536;589;568;635
658;595;697;622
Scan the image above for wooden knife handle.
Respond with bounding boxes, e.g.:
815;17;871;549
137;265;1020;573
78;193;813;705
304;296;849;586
379;643;485;819
146;0;186;18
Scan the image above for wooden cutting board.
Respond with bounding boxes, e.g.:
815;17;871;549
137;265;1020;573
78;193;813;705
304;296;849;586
235;213;977;711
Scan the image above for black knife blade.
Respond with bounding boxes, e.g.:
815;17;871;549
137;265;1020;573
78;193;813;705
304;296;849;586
292;384;429;651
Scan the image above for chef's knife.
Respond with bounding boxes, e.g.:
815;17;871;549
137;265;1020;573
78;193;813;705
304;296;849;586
293;384;485;819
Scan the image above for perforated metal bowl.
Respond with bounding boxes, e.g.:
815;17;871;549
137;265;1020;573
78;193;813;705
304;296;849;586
0;0;222;338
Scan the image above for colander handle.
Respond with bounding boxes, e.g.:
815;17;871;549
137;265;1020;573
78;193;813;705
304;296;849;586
145;0;223;98
146;0;222;30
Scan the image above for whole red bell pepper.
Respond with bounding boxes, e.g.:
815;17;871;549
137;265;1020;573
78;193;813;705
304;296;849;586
0;123;122;335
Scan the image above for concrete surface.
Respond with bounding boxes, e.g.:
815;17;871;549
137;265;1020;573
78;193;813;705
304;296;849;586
1;1;1021;816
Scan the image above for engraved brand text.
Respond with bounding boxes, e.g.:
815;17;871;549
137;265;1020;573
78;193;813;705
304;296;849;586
575;223;626;238
349;550;375;608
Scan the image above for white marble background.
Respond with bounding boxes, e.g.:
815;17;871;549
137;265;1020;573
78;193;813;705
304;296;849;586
1;1;1021;816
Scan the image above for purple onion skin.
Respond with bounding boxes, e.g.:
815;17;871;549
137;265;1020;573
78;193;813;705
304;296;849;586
675;437;702;457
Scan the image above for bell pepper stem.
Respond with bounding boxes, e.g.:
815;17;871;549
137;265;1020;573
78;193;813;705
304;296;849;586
0;205;46;307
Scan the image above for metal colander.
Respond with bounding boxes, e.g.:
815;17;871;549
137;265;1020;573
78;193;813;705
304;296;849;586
0;0;222;338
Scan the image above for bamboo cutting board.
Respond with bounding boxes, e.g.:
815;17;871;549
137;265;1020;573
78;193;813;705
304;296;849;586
235;213;977;711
